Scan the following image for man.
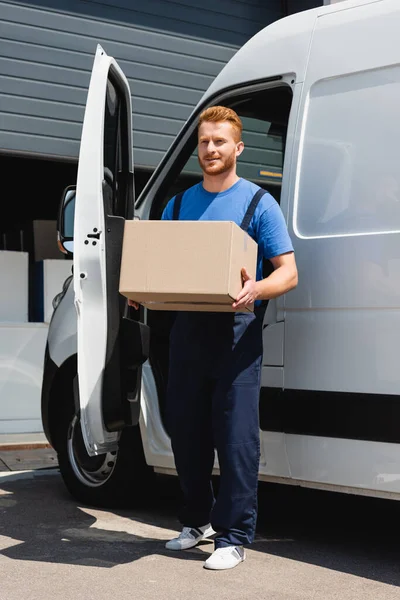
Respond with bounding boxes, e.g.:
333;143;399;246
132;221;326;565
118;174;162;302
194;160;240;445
131;106;297;570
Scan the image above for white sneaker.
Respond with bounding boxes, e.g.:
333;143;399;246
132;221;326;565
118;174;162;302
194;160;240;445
204;546;246;570
165;524;215;550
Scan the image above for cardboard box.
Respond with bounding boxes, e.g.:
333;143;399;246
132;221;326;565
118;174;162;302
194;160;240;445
32;220;60;261
119;221;258;312
3;220;60;260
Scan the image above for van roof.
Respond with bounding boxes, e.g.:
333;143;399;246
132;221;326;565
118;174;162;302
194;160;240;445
201;0;380;100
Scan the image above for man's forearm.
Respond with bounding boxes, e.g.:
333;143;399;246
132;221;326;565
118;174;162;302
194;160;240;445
254;265;298;301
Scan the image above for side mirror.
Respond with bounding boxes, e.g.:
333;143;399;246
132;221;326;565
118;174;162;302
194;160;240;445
57;185;76;255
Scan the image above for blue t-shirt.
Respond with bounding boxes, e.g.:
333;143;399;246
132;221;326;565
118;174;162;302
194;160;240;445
162;178;294;282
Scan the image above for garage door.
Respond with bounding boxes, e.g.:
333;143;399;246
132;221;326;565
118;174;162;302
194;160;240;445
0;0;283;167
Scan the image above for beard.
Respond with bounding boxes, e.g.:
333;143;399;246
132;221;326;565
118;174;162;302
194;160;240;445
198;149;236;176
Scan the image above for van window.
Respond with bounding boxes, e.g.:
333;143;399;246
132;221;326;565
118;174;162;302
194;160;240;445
181;115;286;188
295;68;400;238
104;78;120;185
103;73;130;218
150;85;292;219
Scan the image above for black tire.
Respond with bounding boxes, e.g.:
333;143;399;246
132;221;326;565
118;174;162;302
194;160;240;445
53;374;155;508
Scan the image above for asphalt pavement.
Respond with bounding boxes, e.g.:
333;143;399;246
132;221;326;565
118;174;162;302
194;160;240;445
0;448;400;600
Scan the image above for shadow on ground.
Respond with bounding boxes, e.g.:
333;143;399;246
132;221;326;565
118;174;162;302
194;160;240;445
1;469;400;586
255;482;400;587
0;470;213;569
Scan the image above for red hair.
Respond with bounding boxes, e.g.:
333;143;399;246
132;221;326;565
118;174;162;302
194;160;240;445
198;106;243;142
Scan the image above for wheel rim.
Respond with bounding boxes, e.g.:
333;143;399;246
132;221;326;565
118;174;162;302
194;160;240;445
67;415;119;487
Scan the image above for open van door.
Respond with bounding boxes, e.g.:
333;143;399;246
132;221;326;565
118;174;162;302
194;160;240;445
73;45;149;457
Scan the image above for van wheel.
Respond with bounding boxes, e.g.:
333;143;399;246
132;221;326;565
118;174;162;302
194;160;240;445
56;402;154;508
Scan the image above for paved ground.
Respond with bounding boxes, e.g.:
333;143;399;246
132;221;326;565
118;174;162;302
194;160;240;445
0;447;57;471
0;449;400;600
0;433;56;472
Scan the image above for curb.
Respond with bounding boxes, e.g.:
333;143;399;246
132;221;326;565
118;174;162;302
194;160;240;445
0;442;52;452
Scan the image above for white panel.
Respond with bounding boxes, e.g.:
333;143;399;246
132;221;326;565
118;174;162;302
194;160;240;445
0;419;43;435
42;260;73;323
261;366;283;388
285;309;400;395
0;251;28;322
263;322;284;366
307;1;400;83
286;434;400;495
259;431;291;477
284;3;400;397
263;298;278;325
0;323;48;434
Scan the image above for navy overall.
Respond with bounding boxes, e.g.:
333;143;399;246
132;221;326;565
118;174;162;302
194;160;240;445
165;189;266;548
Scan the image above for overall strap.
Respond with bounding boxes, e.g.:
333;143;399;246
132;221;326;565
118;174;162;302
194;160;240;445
240;188;267;232
172;191;184;220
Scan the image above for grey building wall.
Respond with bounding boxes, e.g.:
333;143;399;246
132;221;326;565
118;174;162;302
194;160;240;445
0;0;286;169
286;0;323;13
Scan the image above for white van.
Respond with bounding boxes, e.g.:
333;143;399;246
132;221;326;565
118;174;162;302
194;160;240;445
42;0;400;506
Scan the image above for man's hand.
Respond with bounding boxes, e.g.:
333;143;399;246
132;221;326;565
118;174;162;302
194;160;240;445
128;299;140;310
232;268;259;310
235;253;297;308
